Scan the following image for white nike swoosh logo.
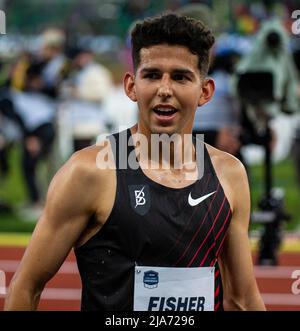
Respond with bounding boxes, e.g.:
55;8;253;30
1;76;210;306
188;191;216;207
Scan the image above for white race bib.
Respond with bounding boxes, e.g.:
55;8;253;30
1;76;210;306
134;266;214;311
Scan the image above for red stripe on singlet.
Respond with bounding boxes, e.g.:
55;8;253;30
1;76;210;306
216;230;229;256
214;268;220;278
215;208;231;241
215;284;220;298
187;197;226;267
199;242;216;266
170;175;212;252
174;184;220;266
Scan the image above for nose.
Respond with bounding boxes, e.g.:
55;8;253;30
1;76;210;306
157;74;173;98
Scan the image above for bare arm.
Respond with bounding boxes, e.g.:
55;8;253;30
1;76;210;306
4;150;100;310
218;157;266;311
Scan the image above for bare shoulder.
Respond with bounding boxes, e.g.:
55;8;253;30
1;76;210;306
67;144;104;177
55;140;114;183
205;144;249;212
51;145;102;190
47;141;115;212
205;144;247;180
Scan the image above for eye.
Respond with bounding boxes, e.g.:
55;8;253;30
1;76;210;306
144;72;160;80
172;74;189;82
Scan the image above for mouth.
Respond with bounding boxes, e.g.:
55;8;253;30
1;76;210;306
152;106;178;121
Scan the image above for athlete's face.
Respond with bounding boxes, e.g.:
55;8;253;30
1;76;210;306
124;44;214;136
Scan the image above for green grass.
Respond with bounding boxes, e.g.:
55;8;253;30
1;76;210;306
1;146;27;204
1;146;300;233
0;146;36;233
0;213;35;232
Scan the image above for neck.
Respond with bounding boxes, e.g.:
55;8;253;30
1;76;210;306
130;124;196;170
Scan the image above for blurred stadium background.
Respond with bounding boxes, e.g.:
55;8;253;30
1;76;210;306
0;0;300;310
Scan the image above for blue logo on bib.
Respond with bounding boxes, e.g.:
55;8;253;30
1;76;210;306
143;270;159;289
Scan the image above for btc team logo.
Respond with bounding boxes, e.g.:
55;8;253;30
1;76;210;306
129;185;151;216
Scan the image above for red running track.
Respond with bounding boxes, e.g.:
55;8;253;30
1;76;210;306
0;246;300;311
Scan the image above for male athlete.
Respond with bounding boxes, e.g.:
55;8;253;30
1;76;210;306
5;14;265;311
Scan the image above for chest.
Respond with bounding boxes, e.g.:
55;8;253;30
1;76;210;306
111;173;228;266
142;168;197;189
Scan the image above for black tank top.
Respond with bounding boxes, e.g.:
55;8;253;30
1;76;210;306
75;129;232;311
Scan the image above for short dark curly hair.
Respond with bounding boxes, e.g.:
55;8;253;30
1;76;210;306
131;13;215;76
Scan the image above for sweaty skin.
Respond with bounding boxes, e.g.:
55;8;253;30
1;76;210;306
4;44;265;311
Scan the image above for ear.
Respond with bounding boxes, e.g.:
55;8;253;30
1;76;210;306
198;78;215;107
124;72;137;102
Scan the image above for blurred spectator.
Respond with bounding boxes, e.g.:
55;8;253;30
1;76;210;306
193;48;242;157
236;19;300;117
0;99;12;178
9;28;67;99
0;102;21;177
58;47;113;153
291;44;300;188
0;61;56;214
234;3;259;35
38;28;67;98
9;52;32;91
232;18;300;170
63;47;113;103
0;83;23;185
